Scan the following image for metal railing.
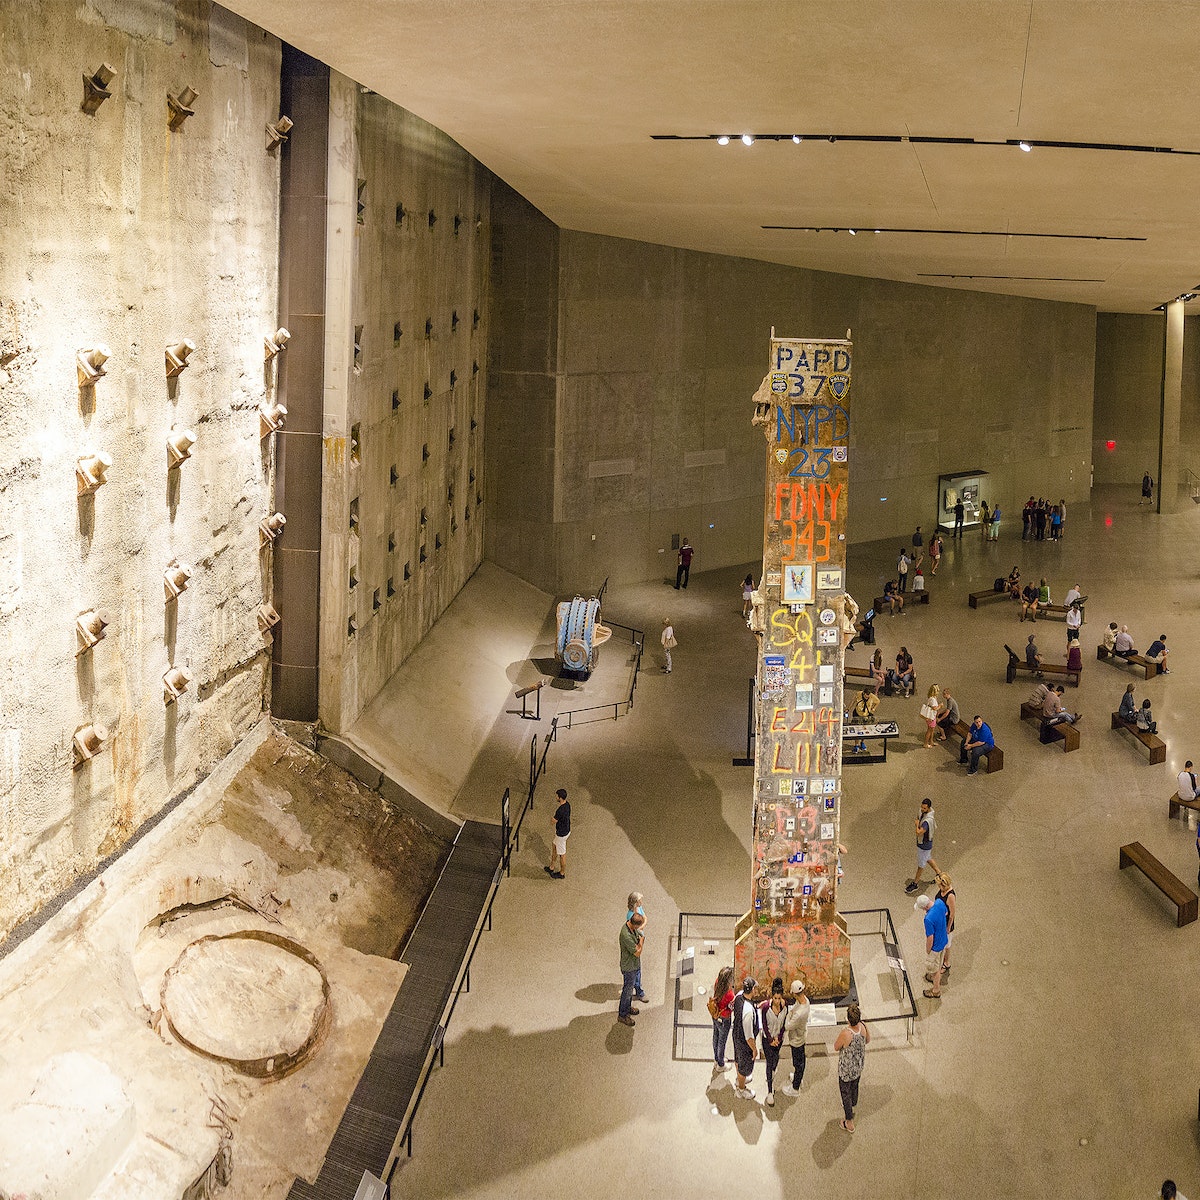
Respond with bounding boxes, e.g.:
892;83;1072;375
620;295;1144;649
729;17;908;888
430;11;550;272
555;620;645;728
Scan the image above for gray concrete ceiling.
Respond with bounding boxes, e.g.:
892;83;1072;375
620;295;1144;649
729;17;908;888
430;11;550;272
225;0;1200;313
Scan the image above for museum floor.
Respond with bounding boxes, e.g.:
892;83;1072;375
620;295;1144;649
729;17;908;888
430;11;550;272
388;487;1200;1200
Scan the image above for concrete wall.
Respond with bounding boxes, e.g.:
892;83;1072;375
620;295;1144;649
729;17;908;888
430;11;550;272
0;2;282;941
487;224;1097;591
317;82;490;733
1092;313;1200;492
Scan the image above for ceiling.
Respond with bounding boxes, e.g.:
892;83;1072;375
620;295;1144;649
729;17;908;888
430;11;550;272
223;0;1200;313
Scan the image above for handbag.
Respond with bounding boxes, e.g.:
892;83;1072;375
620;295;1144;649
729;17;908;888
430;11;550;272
666;635;678;650
706;994;720;1019
919;702;937;721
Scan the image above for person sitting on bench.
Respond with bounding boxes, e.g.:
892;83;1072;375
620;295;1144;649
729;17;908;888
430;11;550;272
886;647;915;697
1006;566;1022;598
879;579;905;616
1135;698;1157;735
1028;680;1051;708
1025;633;1043;675
1042;685;1081;727
1118;682;1137;723
1146;633;1170;674
1177;761;1198;802
1037;578;1051;606
1103;622;1119;653
1064;583;1085;608
1019;583;1040;622
1113;625;1138;658
935;688;959;742
964;716;995;775
871;648;886;688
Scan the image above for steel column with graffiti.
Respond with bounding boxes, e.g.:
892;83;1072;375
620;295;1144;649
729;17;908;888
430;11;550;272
734;335;853;1001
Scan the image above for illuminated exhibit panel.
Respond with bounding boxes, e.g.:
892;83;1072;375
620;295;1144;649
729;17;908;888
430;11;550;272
735;335;852;1001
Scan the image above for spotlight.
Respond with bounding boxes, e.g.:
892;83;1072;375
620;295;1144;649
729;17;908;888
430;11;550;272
874;229;881;234
741;133;754;146
1018;141;1032;152
847;228;856;236
792;134;801;144
717;135;730;145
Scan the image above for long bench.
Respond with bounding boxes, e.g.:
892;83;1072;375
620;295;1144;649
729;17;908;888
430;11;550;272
1096;644;1161;680
968;589;1011;609
1169;792;1200;822
1038;602;1085;623
1003;644;1081;686
874;590;930;612
1018;700;1080;753
1119;841;1198;926
948;718;1004;773
1110;712;1167;764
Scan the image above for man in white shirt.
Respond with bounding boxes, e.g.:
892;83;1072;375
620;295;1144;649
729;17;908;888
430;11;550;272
1178;762;1198;802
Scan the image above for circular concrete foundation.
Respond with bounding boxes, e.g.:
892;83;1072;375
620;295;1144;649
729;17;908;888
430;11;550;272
160;929;331;1078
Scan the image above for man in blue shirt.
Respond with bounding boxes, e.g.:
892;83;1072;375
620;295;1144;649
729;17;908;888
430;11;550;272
916;893;949;998
1147;633;1171;675
964;715;994;775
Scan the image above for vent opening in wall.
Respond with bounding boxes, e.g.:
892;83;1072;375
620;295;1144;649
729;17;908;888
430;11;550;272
349;566;358;590
353;326;363;373
390;464;398;486
349;498;359;533
422;443;429;464
357;179;366;224
448;427;455;448
348;615;357;638
372;588;381;612
451;515;457;533
419;545;427;564
387;531;396;553
424;317;433;338
386;577;395;598
391;389;399;411
476;490;482;507
393;322;402;343
435;533;442;550
469;469;475;485
470;417;478;433
451;311;459;331
465;503;471;523
453;214;462;236
395;202;406;226
423;382;432;401
350;423;361;462
419;507;427;526
427;209;436;228
447;483;455;505
472;309;480;331
404;561;411;581
449;370;457;389
472;360;479;377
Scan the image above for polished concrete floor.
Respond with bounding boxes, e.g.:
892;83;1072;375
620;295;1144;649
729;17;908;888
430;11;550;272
387;486;1200;1200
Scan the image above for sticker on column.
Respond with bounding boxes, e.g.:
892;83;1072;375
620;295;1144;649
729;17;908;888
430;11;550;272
832;446;848;463
817;627;837;644
795;685;814;709
818;685;833;704
817;567;843;591
819;608;837;625
820;822;835;840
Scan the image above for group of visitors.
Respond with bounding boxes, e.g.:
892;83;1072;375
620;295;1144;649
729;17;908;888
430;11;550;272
1118;683;1157;734
1021;496;1066;540
709;970;870;1131
1102;624;1171;672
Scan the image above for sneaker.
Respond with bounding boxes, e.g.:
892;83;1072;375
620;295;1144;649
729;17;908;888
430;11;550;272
1163;667;1172;674
782;1085;800;1097
635;993;649;1003
552;872;565;880
904;881;918;894
942;965;951;976
734;1087;755;1100
628;1007;640;1016
967;768;978;776
543;865;555;876
618;1015;636;1026
765;1092;775;1107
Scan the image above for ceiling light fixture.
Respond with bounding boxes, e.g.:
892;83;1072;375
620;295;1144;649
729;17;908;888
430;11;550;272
717;135;730;145
741;133;754;146
847;228;856;235
792;134;801;144
1019;141;1032;152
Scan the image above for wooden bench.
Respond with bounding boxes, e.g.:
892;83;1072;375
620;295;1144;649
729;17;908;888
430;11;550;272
1096;644;1161;680
1003;644;1081;686
1169;792;1200;822
1019;701;1080;753
968;589;1011;609
1119;841;1198;926
1038;602;1085;623
1110;712;1166;764
948;718;1004;773
874;590;930;613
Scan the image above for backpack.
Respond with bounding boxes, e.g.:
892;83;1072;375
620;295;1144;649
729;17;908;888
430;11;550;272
994;577;1005;592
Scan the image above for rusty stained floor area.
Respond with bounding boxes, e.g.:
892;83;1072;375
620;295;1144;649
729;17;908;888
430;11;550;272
0;725;453;1200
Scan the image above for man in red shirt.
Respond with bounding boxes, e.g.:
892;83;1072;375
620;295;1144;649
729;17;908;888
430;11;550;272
675;538;694;589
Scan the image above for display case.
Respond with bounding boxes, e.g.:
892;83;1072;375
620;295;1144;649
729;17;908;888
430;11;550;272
937;470;990;534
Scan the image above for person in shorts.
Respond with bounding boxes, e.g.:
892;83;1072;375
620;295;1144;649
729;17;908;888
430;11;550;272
905;798;938;893
545;788;570;879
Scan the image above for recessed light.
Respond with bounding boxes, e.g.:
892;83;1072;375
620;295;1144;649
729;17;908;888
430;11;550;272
792;134;801;144
717;135;730;145
847;228;856;236
741;133;754;146
1019;141;1032;152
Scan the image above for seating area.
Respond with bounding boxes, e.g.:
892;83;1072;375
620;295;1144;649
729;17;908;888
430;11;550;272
1096;644;1161;679
967;589;1010;609
1110;712;1167;763
1119;841;1198;927
1018;700;1081;753
947;718;1004;773
874;590;930;612
1003;644;1081;686
1169;792;1200;822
